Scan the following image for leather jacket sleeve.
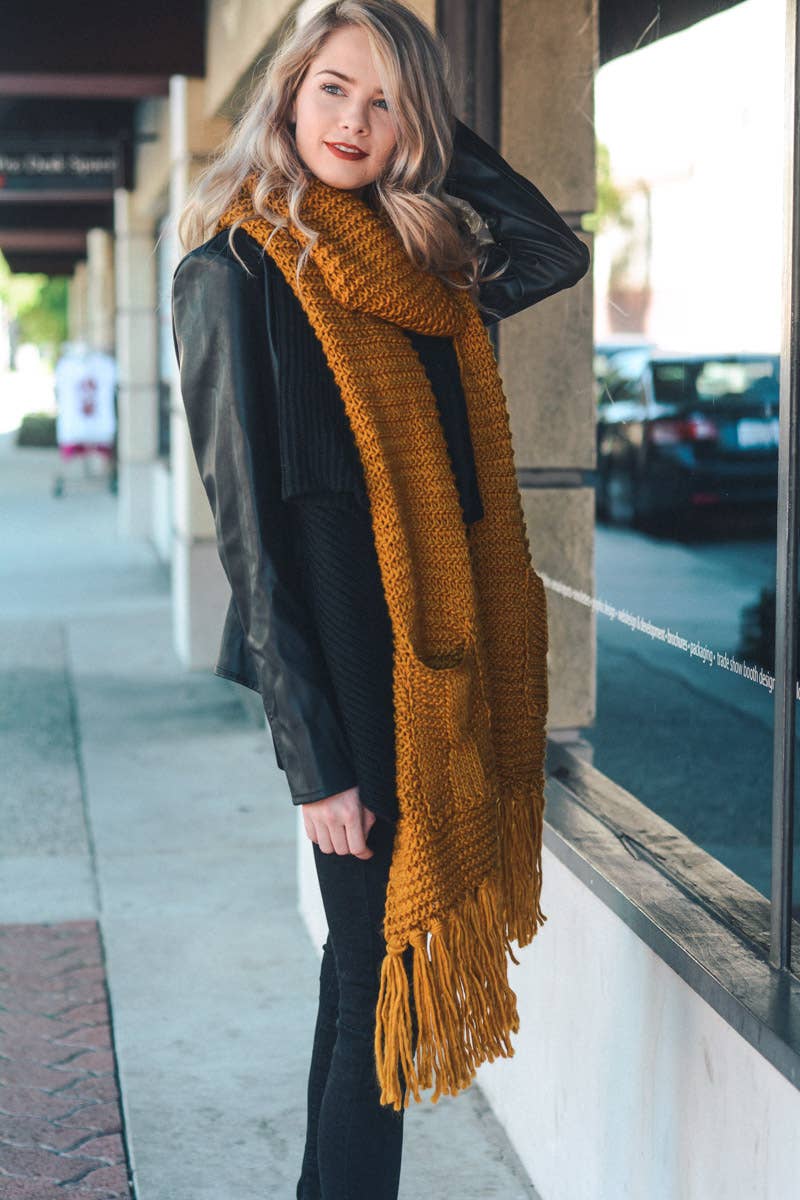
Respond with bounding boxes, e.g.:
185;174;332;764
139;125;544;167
443;116;591;325
171;244;359;806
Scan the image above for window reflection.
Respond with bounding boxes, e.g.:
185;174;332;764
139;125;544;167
587;0;783;904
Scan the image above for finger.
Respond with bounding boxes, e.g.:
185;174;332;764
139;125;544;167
330;825;351;856
316;824;334;854
347;820;373;860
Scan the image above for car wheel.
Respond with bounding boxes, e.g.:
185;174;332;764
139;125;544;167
631;476;675;537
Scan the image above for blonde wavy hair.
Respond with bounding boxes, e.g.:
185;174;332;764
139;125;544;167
176;0;506;314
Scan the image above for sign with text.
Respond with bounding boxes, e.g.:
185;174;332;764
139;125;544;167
0;142;120;192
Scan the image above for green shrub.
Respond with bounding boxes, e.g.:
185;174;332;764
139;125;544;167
16;412;57;447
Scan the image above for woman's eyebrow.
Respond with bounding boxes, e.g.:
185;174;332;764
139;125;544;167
314;67;384;94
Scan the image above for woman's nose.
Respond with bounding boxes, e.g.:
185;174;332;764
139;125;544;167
340;105;369;134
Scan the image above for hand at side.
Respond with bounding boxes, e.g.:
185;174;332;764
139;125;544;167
302;785;377;859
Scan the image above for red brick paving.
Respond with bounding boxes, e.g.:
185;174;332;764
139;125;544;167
0;921;134;1199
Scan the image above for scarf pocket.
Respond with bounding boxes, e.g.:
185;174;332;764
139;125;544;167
404;634;494;833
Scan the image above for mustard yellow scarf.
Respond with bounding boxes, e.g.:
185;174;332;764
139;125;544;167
216;173;549;1110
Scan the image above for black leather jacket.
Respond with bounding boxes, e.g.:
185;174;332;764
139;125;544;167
171;117;590;806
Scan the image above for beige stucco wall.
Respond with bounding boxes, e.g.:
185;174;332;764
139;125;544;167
205;0;296;119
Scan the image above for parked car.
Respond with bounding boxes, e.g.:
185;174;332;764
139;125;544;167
596;349;780;531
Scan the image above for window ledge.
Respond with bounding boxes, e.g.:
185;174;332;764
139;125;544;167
543;737;800;1092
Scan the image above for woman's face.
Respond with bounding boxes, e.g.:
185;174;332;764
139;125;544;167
289;24;397;198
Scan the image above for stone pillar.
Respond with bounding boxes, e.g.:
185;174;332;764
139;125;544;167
67;263;89;344
114;192;159;539
85;229;115;353
169;74;232;669
500;0;596;744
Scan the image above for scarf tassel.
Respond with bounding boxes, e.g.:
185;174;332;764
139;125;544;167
373;873;524;1112
497;771;549;955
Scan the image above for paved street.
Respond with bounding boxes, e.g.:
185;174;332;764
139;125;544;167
590;514;788;898
0;430;540;1200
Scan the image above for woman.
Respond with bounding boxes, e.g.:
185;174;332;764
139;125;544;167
171;2;589;1197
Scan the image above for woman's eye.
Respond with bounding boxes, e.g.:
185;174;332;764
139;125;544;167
320;83;388;110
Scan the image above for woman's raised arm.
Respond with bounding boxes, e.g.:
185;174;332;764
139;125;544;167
443;115;591;325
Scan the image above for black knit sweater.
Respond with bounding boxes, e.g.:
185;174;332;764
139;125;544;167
266;242;484;525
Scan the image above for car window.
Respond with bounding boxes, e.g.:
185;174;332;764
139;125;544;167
651;358;779;407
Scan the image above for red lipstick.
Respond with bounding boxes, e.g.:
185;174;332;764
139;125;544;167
324;141;368;160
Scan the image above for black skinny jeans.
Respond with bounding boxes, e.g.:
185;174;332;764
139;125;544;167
287;492;422;1196
295;814;417;1200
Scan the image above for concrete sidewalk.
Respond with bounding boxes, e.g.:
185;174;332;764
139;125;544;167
0;433;540;1199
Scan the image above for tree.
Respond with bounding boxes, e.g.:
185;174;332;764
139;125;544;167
0;251;68;367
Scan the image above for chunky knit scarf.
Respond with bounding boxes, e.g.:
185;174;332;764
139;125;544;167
216;172;549;1111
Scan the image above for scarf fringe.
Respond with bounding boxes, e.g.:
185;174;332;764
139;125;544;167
498;772;548;957
373;773;547;1112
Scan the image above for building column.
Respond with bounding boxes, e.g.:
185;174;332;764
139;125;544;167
500;0;597;743
67;262;89;344
169;73;232;668
85;229;115;353
114;192;159;539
